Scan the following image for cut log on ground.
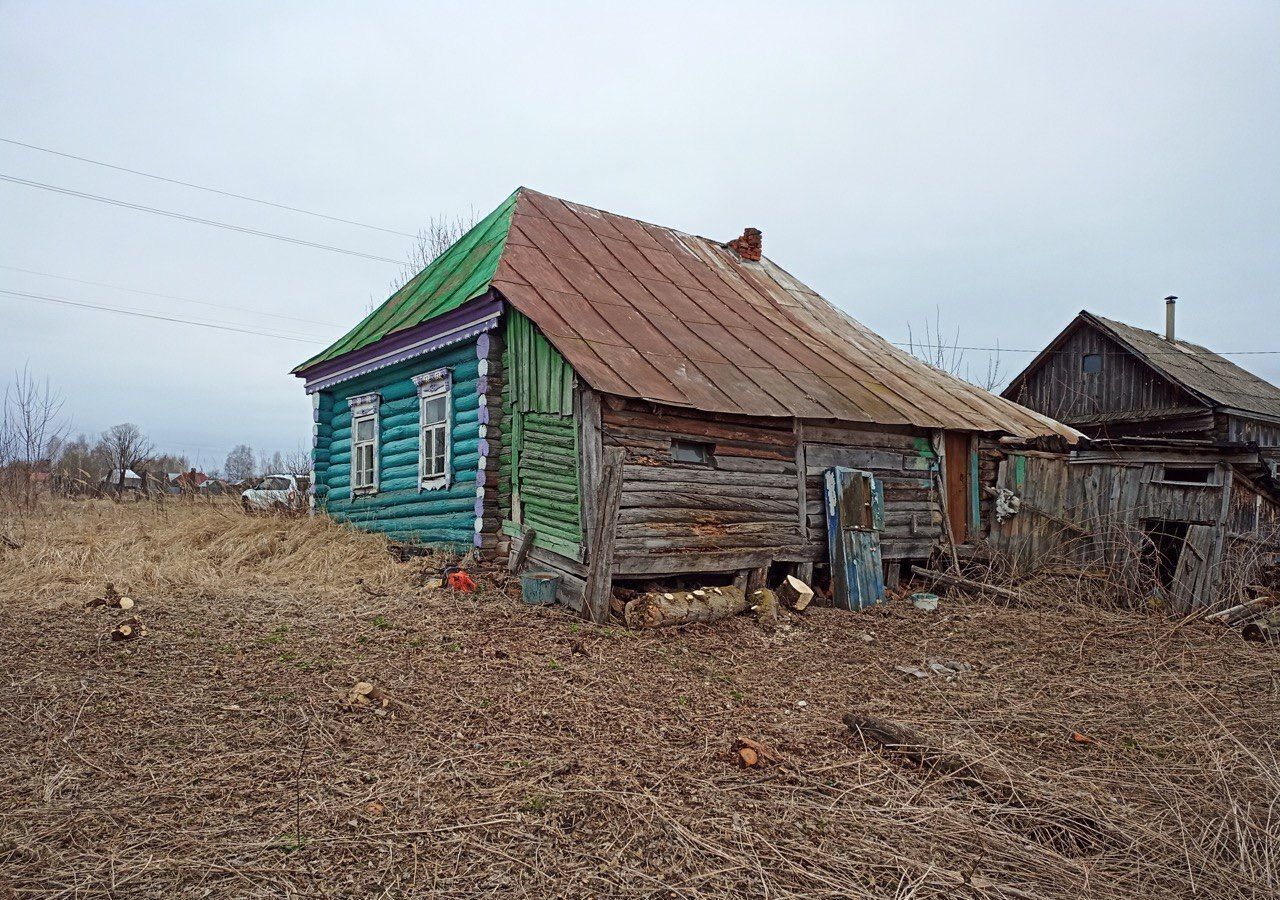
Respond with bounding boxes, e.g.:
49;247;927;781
776;575;814;611
731;736;781;768
624;585;748;629
752;588;778;631
110;617;146;641
911;566;1026;606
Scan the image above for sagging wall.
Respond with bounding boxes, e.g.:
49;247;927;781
800;422;945;563
312;339;491;546
600;399;807;576
988;450;1234;609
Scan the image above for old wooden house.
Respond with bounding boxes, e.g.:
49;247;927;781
993;304;1280;609
294;188;1076;618
1002;304;1280;448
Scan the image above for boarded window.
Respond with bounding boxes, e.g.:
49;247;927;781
1082;353;1102;374
671;439;713;464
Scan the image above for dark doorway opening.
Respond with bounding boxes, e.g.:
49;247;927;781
1142;520;1189;587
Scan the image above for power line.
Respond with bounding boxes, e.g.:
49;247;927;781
0;287;324;344
890;341;1280;357
0;136;417;239
0;173;404;265
0;263;340;329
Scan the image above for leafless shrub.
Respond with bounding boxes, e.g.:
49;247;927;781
906;307;1004;391
0;365;67;512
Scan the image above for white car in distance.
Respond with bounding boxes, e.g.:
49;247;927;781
241;474;307;513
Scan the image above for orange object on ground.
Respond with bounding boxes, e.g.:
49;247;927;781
447;571;477;593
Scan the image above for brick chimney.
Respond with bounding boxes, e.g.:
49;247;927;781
727;227;762;262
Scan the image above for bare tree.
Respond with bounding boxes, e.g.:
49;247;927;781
1;366;68;510
224;444;256;483
100;423;154;499
390;211;478;293
283;448;312;477
906;308;1005;392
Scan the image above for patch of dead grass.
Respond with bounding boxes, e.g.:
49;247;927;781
0;499;1277;898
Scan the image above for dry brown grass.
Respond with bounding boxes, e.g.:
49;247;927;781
1;500;1278;898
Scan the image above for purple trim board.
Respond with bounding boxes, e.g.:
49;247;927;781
299;293;504;393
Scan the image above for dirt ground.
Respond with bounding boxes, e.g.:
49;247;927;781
1;500;1277;899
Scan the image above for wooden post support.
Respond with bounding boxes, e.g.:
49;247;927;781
507;528;537;574
581;446;623;624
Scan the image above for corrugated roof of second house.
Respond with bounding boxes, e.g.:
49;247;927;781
1087;313;1280;422
299;188;1077;439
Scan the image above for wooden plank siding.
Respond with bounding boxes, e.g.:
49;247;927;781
501;311;582;560
988;450;1238;608
1004;321;1203;433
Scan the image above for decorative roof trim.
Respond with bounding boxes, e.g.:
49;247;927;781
303;303;501;394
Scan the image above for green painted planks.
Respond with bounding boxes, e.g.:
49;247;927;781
502;312;582;554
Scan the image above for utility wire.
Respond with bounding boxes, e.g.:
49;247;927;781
0;263;340;329
890;341;1280;357
0;287;324;344
0;173;404;265
0;136;417;238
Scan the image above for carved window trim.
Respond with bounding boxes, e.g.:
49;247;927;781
414;369;452;491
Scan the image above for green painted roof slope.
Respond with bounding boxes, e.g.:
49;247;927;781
292;189;518;372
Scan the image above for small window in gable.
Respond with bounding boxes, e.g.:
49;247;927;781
1082;353;1102;374
671;439;713;464
414;368;452;491
348;392;381;496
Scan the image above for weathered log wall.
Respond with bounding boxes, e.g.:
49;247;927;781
800;422;943;562
600;400;807;574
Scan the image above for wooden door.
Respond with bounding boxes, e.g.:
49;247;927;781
824;467;885;611
943;432;971;543
1169;524;1218;612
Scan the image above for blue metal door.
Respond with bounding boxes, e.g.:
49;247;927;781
824;466;886;610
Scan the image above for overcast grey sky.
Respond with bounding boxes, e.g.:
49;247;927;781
2;1;1277;470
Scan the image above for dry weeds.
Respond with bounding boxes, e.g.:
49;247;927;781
1;500;1278;898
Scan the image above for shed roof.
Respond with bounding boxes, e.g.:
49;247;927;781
298;188;1076;438
1008;311;1280;424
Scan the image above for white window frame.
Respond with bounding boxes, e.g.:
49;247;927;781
348;392;381;497
414;368;452;491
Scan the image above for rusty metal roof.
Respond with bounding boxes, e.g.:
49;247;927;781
490;189;1077;438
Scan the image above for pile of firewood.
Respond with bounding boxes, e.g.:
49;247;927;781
622;575;815;630
86;583;146;642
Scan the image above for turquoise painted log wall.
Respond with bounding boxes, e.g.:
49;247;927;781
311;340;482;547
